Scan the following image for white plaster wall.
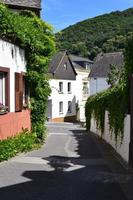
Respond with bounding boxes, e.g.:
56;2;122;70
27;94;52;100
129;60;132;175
90;77;110;96
79;104;86;121
74;71;89;122
0;39;26;112
49;79;76;119
91;112;130;162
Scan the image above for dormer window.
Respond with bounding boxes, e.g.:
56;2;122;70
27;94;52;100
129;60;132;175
64;63;67;70
86;63;90;70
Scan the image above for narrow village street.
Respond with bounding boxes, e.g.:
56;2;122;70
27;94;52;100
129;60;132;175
0;1;133;200
0;122;133;200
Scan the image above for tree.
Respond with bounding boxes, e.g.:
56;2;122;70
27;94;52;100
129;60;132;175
56;8;133;59
71;42;88;57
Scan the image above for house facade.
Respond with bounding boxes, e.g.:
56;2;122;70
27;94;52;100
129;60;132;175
47;51;77;122
0;39;31;140
47;51;93;123
0;0;41;16
70;54;93;122
89;52;124;96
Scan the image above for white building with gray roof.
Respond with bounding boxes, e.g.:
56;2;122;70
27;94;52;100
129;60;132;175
89;52;124;96
47;51;93;122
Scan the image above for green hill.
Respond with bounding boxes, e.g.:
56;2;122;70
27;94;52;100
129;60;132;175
56;8;133;60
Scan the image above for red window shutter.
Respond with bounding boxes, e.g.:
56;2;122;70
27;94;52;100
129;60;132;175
15;73;23;112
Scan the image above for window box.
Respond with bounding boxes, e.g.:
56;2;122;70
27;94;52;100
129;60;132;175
0;103;8;115
23;103;28;109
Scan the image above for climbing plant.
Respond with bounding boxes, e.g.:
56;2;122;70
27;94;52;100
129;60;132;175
86;85;128;143
85;35;133;143
0;5;55;140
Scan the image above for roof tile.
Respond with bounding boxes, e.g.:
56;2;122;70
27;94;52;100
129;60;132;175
0;0;41;9
89;52;124;78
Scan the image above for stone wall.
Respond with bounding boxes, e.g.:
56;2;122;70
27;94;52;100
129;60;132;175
91;111;130;162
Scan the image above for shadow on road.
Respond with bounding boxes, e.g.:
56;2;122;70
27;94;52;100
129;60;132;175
0;129;127;200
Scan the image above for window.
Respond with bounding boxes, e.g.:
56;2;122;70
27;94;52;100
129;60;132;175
68;82;71;93
59;82;63;93
59;102;63;113
64;62;67;70
0;72;5;105
83;82;88;96
68;101;72;113
86;63;90;70
0;68;9;111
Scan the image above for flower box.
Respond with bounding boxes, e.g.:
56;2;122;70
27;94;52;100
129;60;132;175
0;103;8;115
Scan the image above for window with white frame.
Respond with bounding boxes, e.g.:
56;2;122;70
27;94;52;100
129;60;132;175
59;82;63;93
68;82;71;93
68;101;72;113
0;72;5;105
59;101;63;113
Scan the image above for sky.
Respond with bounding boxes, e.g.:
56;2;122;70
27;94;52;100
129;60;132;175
41;0;133;32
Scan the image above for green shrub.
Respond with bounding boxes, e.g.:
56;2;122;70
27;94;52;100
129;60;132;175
0;130;39;162
0;5;55;141
85;86;128;143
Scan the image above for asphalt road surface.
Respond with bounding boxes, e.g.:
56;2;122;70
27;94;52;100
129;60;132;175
0;122;133;200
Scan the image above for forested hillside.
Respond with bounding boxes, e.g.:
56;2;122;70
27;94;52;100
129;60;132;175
56;8;133;60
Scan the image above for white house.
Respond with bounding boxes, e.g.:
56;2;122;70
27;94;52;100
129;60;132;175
47;51;77;122
0;39;31;140
47;51;93;123
69;54;93;122
89;52;124;96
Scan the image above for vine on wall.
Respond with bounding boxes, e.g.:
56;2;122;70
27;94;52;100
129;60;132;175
85;86;128;143
85;35;133;143
0;5;55;140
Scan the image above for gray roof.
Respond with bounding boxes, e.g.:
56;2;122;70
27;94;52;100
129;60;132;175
69;54;93;63
49;51;77;80
0;0;41;9
49;51;93;75
49;52;65;74
89;52;124;78
72;62;90;72
69;54;93;73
